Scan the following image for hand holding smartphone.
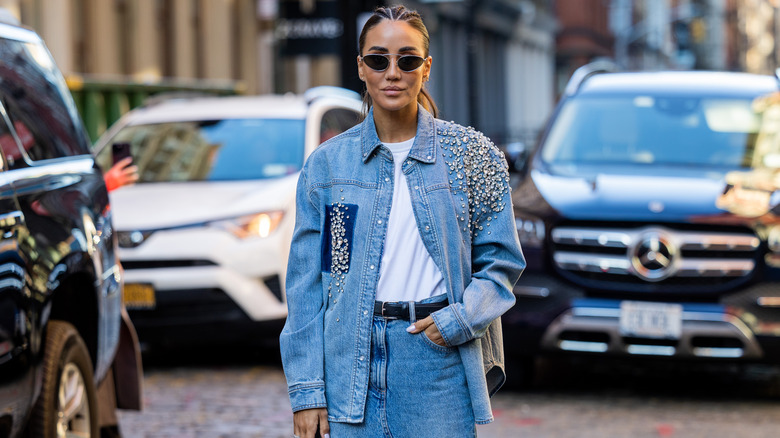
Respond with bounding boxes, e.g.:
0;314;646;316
105;142;139;191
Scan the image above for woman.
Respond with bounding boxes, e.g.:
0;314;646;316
280;5;525;438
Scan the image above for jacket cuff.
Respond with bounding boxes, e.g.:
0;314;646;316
431;304;473;346
288;382;327;413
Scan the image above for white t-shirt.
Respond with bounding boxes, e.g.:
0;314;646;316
375;137;447;303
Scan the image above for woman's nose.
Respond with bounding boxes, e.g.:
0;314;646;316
385;58;401;78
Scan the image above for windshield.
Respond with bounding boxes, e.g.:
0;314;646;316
97;118;305;182
541;95;761;173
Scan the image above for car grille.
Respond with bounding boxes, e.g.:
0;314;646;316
550;225;760;293
121;259;217;270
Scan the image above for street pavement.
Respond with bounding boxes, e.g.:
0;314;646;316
117;349;780;438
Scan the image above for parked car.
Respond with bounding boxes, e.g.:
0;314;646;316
92;88;362;348
504;62;780;380
0;18;141;438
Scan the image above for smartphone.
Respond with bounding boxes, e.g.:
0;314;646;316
112;142;132;165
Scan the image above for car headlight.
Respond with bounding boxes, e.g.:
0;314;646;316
209;211;284;239
515;215;545;249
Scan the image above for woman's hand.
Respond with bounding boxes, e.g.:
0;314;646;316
406;315;446;346
104;157;139;192
293;408;329;438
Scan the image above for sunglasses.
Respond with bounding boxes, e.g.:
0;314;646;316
360;53;426;72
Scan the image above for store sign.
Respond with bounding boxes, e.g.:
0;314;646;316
277;0;343;56
276;18;343;39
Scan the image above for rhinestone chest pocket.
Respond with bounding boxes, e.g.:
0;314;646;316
321;202;357;298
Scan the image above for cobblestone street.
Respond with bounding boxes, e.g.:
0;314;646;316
116;349;780;438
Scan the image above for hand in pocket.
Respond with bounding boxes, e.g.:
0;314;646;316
406;315;446;346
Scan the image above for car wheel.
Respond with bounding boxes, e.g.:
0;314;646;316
29;321;99;438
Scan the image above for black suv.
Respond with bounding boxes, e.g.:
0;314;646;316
505;62;780;371
0;21;141;437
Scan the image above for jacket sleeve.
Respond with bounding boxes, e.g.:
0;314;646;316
279;169;327;412
431;134;526;347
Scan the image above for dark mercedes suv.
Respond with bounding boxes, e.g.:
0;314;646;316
0;19;141;437
505;62;780;373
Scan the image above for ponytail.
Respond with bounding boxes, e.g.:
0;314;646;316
418;87;438;118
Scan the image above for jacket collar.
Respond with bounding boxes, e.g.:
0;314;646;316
361;104;436;164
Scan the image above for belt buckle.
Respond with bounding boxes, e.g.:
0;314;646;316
381;301;400;320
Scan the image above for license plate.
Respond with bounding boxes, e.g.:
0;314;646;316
619;301;682;339
123;283;156;309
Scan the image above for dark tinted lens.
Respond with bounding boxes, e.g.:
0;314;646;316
397;56;425;72
363;55;389;71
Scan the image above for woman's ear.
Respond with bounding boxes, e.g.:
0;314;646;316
357;55;365;81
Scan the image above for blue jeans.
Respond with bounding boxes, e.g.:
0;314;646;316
330;296;476;437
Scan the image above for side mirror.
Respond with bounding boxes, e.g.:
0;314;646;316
504;142;529;173
764;153;780;168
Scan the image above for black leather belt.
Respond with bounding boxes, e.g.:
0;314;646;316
373;300;447;320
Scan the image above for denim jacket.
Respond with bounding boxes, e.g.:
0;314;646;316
280;105;525;424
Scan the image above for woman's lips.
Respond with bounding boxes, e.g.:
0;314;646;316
382;87;403;96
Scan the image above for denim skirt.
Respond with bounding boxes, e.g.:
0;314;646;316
329;295;476;437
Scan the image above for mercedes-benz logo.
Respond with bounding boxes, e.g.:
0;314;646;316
630;229;678;282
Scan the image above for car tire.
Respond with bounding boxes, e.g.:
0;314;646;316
28;321;99;438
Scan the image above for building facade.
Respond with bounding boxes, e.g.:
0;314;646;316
406;0;556;146
1;0;557;149
729;0;780;74
555;0;613;94
7;0;265;93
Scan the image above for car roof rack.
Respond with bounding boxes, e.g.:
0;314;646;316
141;91;226;107
304;86;361;104
563;58;619;97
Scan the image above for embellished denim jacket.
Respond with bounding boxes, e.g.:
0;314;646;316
280;105;525;425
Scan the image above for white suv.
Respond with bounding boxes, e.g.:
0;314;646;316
93;87;362;347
